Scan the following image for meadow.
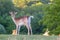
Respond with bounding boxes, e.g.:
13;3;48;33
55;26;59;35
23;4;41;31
0;0;60;40
0;35;60;40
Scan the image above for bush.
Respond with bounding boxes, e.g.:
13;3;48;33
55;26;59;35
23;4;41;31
0;24;6;34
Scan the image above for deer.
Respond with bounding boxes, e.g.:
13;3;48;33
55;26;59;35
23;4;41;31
12;29;17;35
9;11;34;35
43;28;50;36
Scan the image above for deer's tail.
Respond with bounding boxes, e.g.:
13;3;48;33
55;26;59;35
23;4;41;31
28;16;34;25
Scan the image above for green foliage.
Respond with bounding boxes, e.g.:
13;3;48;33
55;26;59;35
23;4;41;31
0;24;6;34
0;0;16;16
1;0;60;35
41;0;60;35
40;0;50;4
15;5;44;34
0;0;16;34
0;0;44;34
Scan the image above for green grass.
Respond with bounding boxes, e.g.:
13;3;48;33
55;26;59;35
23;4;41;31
0;35;60;40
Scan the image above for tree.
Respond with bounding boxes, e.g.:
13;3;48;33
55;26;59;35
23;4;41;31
0;0;16;16
41;0;60;35
0;0;16;34
0;24;6;34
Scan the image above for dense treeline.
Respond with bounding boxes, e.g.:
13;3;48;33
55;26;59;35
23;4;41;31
41;0;60;35
0;0;60;35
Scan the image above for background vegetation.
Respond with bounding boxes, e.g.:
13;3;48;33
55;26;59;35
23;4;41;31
0;0;60;35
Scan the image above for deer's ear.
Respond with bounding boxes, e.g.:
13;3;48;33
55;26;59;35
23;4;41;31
9;11;12;14
15;12;17;14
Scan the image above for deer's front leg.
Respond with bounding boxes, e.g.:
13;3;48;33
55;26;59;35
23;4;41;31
18;26;21;34
16;25;19;35
27;27;30;35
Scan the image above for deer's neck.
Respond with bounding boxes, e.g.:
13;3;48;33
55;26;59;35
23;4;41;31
11;17;16;23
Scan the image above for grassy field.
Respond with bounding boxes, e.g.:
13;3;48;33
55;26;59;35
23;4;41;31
0;35;60;40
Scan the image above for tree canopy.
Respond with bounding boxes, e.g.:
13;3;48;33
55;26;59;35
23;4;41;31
41;0;60;35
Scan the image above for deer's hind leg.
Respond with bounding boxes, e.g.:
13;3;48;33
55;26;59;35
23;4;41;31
28;23;32;35
25;24;30;35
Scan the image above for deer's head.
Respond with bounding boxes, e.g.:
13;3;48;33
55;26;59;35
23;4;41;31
9;11;17;18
